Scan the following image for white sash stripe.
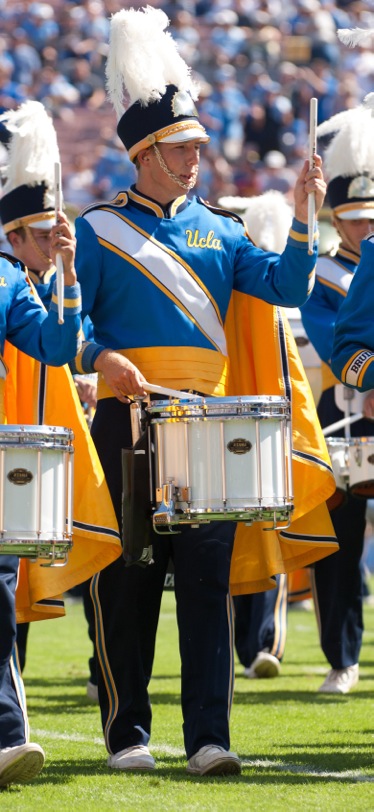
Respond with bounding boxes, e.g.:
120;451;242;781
316;257;353;293
85;209;227;355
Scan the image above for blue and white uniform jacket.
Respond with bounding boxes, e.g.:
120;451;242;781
0;251;81;366
72;188;317;398
331;239;374;391
301;247;358;385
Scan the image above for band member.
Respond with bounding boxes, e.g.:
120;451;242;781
0;210;80;788
0;101;101;680
0;102;121;787
301;101;374;693
71;7;336;777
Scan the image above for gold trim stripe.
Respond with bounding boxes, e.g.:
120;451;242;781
128;121;209;161
51;292;81;309
4;211;55;234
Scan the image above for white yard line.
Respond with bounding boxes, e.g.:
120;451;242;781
242;758;374;782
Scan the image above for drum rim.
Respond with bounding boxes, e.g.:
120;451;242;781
147;394;291;418
0;424;74;443
325;436;374;446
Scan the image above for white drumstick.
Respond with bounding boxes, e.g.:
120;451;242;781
143;382;202;400
308;97;318;256
54;162;64;325
322;411;363;436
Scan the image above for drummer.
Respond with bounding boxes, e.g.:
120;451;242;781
0;101;98;679
0;166;81;786
301;103;374;695
69;8;329;777
0;101;121;788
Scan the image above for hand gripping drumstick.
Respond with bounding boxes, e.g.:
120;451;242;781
54;162;64;324
308;97;318;256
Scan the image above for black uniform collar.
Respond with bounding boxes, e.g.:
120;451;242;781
128;185;189;218
28;267;55;286
334;246;360;265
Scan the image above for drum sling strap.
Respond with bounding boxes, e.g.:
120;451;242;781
122;418;154;567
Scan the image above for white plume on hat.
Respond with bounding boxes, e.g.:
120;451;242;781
0;100;60;206
106;5;199;120
219;191;293;253
364;92;374;115
337;27;374;48
316;105;374;181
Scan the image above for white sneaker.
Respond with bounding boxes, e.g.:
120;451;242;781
107;745;155;771
318;664;359;695
86;680;99;703
0;743;45;787
244;651;281;679
186;745;241;776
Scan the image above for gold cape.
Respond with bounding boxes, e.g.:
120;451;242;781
2;342;121;622
225;292;338;595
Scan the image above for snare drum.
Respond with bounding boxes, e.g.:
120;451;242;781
325;437;349;511
0;425;74;563
347;437;374;498
147;395;293;530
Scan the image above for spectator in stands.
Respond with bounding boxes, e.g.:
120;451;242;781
62;57;106;109
0;58;26;114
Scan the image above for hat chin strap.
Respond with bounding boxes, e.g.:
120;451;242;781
153;144;197;192
27;225;53;267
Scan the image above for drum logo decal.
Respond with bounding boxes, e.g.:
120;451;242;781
227;438;252;455
7;468;33;485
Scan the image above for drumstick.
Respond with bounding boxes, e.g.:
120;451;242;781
54;162;64;325
308;97;318;256
130;400;142;444
322;411;363;436
143;382;202;400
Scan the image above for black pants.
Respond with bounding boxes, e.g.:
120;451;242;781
0;556;27;747
90;398;236;759
314;387;367;669
234;573;288;667
312;491;365;668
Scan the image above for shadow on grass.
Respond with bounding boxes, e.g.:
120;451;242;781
12;750;373;788
232;688;374;704
25;677;374;713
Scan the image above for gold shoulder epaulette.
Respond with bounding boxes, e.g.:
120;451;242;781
80;192;129;218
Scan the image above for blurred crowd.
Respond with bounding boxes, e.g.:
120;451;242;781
0;0;374;211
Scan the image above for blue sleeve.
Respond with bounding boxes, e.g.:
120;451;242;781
6;268;82;366
74;217;102;319
234;218;317;308
331;240;374;389
300;274;338;365
71;217;106;374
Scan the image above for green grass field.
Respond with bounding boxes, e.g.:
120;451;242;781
2;580;374;811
